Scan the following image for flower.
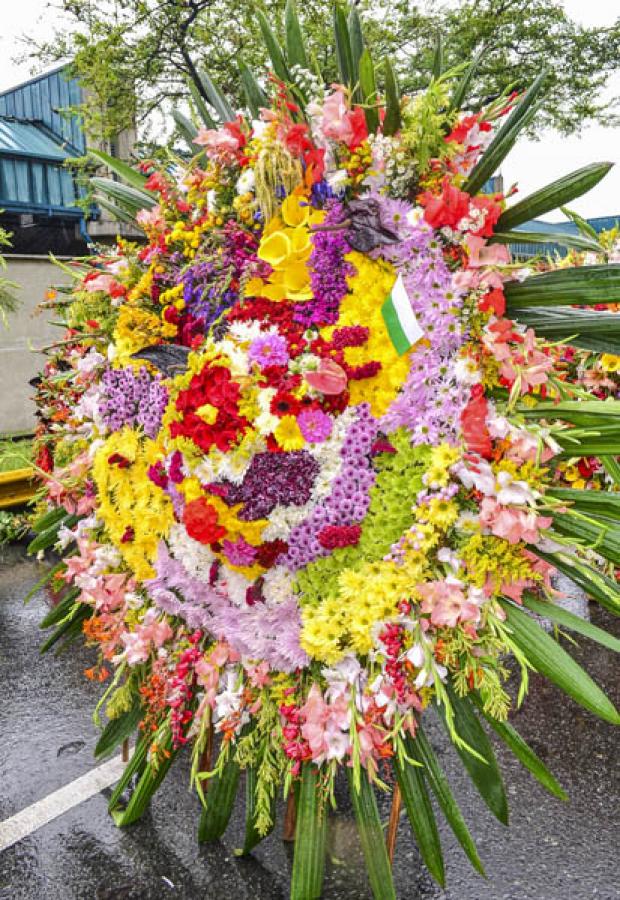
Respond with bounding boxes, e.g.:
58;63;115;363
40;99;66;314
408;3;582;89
297;408;333;443
183;497;227;545
248;333;290;369
274;414;305;451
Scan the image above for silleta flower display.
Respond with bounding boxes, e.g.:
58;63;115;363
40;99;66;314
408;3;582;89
30;6;620;898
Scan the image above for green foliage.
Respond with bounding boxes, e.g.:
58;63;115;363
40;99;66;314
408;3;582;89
0;510;30;544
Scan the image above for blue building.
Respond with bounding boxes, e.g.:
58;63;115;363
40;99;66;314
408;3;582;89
511;216;620;259
0;64;90;255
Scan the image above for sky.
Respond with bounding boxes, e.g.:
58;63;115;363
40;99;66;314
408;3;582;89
0;0;618;221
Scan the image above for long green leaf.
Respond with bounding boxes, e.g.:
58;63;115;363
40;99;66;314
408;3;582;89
187;76;217;128
239;59;268;119
393;752;445;885
31;506;71;534
348;5;365;85
25;559;66;604
510;307;620;355
532;547;620;616
198;755;241;842
431;33;443;80
239;765;276;855
108;732;150;811
521;592;620;653
39;603;89;654
505;264;620;309
464;72;546;195
333;3;354;88
407;729;485;875
496;162;613;231
359;49;379;134
27;513;78;554
550;509;620;565
449;51;482;112
471;697;567;801
347;767;396;900
95;196;139;226
171;108;199;151
547;487;620;520
88;148;148;191
198;69;236;123
256;9;290;83
439;685;509;824
90;177;156;214
382;57;401;136
290;764;327;900
39;587;80;628
492;230;602;254
499;599;620;724
113;729;177;826
285;0;308;69
95;700;143;759
602;456;620;485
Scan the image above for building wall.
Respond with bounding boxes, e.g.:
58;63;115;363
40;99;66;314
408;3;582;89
0;255;70;435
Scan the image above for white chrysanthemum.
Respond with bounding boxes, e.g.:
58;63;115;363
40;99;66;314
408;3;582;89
228;320;264;344
262;565;295;606
168;523;216;583
217;568;251;607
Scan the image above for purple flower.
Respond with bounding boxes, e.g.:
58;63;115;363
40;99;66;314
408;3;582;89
222;450;319;520
248;333;289;369
297;408;333;443
222;537;257;566
99;366;168;439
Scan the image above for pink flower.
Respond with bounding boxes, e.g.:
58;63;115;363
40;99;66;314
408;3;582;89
248;333;289;369
466;234;511;268
303;358;348;394
417;579;480;628
297;408;333;443
479;497;552;544
136;204;166;231
121;609;172;665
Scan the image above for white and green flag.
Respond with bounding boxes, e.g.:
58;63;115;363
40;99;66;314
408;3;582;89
381;274;425;356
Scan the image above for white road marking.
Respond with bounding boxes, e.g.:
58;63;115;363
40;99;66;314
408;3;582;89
0;753;127;853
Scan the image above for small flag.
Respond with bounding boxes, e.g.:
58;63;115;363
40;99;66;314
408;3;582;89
381;274;425;355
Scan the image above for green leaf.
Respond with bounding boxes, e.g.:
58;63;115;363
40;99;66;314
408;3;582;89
39;604;89;655
550;509;620;565
239;59;268;119
171;108;199;150
438;685;509;825
198;755;241;842
31;506;69;534
531;548;620;616
95;196;139;226
239;765;276;855
510;307;620;355
393;753;445;886
95;700;143;759
290;764;327;900
90;177;156;214
256;8;290;83
504;265;620;309
449;51;482;112
348;5;365;85
464;72;546;196
187;76;217;128
27;513;78;554
24;559;66;604
492;230;603;254
197;69;236;123
560;206;600;242
113;729;177;826
601;456;620;486
285;0;308;70
382;57;401;136
499;599;620;724
521;592;620;653
547;487;620;521
88;148;148;191
496;162;613;231
347;767;396;900
333;3;354;88
431;33;443;80
359;49;379;134
471;697;567;801
108;732;150;812
518;398;620;423
39;587;80;628
408;728;485;875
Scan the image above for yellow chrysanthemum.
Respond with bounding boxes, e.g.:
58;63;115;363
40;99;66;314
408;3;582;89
274;415;305;451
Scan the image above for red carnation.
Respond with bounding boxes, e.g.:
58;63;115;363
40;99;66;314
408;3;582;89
183;497;226;545
318;524;362;550
255;539;288;568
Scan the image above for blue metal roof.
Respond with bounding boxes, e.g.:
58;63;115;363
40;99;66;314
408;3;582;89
511;216;620;258
0;119;69;161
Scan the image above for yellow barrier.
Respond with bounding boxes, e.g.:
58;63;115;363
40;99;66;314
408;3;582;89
0;467;36;509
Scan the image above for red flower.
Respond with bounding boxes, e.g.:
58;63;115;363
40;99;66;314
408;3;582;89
347;107;369;150
460;385;493;460
183;497;226;545
255;539;288;568
420;177;470;230
317;524;362;550
479;288;506;317
471;194;503;238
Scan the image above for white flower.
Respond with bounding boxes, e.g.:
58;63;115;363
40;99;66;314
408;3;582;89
454;356;481;385
236;167;255;195
326;168;349;191
406;644;425;668
495;470;536;506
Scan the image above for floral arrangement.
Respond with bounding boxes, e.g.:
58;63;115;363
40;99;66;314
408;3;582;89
31;6;620;898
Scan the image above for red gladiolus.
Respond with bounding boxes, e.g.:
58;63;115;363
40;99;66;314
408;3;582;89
479;288;506;316
420;177;470;230
461;385;493;459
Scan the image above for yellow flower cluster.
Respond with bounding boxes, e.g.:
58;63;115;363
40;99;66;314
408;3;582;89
321;252;411;416
126;265;154;303
301;557;428;663
246;194;323;302
113;306;177;360
166;219;209;259
342;141;375;186
600;353;620;373
93;428;174;581
460;534;534;591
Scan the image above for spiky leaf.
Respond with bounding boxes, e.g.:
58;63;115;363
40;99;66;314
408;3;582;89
256;8;290;83
113;730;177;826
333;3;354;88
450;51;482;112
95;700;143;759
431;33;443;80
285;0;308;70
382;57;401;136
290;764;327;900
239;765;276;855
547;487;620;520
171;108;199;150
347;767;396;900
532;547;620;616
88;149;148;191
348;5;365;79
492;230;602;254
393;752;445;885
198;69;236;123
499;599;620;724
359;49;379;134
239;59;268;119
521;592;620;653
505;265;620;309
510;307;620;355
95;196;139;226
90;177;156;214
497;162;613;231
198;755;241;842
188;77;217;128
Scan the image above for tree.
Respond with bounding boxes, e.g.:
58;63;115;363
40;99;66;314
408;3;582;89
23;0;620;149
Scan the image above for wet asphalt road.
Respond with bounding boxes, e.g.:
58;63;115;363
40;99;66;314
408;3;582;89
0;541;618;900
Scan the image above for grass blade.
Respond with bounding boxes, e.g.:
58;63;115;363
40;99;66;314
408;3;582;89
359;49;379;133
431;33;443;80
113;729;176;826
257;8;290;83
499;599;620;724
450;51;482;112
198;69;236;123
347;767;396;900
88;149;148;190
333;3;354;88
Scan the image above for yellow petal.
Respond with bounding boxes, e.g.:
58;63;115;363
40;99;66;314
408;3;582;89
257;230;292;268
281;194;309;228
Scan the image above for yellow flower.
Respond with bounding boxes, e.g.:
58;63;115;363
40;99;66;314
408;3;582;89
424;498;459;530
601;353;620;373
274;415;305;451
258;230;292;268
281;193;309;227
